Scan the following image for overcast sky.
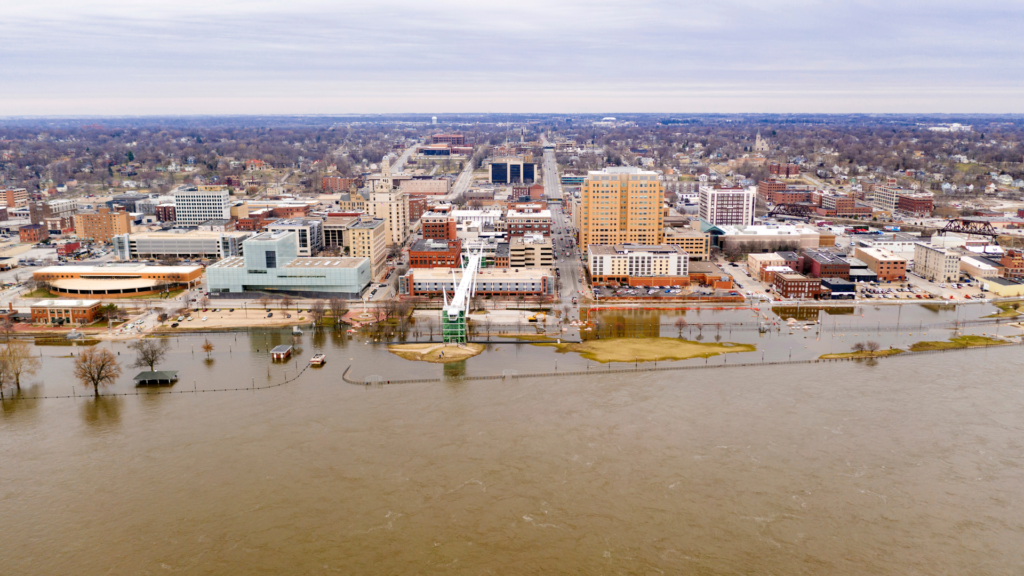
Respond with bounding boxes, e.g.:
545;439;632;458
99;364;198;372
2;0;1023;115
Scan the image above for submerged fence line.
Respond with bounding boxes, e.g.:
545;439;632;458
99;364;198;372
342;340;1024;386
2;362;313;402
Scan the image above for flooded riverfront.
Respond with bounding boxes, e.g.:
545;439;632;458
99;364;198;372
2;303;1023;574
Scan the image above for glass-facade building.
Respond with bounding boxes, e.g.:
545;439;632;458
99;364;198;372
206;231;371;298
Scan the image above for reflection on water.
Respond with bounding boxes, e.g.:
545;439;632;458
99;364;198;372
1;308;1022;574
80;395;122;428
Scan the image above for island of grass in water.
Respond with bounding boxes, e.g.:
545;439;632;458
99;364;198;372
389;343;484;363
540;337;755;364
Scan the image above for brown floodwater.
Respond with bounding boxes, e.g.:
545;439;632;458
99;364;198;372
1;323;1023;574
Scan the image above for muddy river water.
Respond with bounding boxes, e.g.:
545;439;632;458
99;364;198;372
2;302;1023;574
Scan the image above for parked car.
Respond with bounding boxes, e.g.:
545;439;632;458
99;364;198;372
171;323;179;328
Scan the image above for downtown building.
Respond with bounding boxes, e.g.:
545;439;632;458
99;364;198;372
579;167;664;250
172;186;231;226
698;185;756;227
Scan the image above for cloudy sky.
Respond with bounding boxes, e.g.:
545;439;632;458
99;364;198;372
2;0;1023;115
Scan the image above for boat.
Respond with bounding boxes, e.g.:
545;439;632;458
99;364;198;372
292;326;304;335
309;353;326;366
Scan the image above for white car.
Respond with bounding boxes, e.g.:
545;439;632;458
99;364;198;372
202;316;208;321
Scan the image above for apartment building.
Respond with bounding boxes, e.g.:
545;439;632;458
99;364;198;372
29;199;77;232
266;218;324;258
913;244;959;283
854;246;907;281
321;176;363;192
506;205;552;238
173;186;231;225
819;193;872;217
1;188;29;208
74;208;133;243
663;227;710;260
580;167;664;249
347;218;387;281
509;236;553;268
588;244;689;286
698;185;756;226
896;192;935;217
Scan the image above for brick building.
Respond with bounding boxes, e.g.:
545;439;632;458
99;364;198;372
154;204;176;222
408;239;462;269
431;134;465;146
854;246;907;282
896;192;934;217
506;206;552;238
802;250;851;280
19;224;49;244
408;196;427;224
421;212;457;240
768;163;800;178
321;176;364;192
773;273;826;299
30;299;102;325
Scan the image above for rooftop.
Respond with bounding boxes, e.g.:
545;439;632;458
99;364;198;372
31;299;101;308
409;266;553;280
282;257;364;269
34;264;203;275
411;239;460;252
127;229;251;240
589;244;688;256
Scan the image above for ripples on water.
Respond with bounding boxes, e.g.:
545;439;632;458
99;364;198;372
1;319;1023;574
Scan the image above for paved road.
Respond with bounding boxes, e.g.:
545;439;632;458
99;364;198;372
540;136;562;202
446;157;476;201
391;143;418;173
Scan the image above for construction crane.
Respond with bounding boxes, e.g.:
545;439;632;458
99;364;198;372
441;251;483;344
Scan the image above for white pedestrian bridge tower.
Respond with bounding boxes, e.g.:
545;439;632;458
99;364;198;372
441;251;482;344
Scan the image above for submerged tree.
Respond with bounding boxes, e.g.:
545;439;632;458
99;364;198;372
129;339;170;372
202;339;215;359
4;341;40;390
74;348;122;398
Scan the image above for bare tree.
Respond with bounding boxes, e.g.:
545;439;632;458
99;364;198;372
328;297;346;327
865;341;881;352
129;339;170;372
851;342;866;352
310;300;326;325
1;315;16;341
280;295;294;311
0;354;8;400
202;338;215;359
74;347;122;397
4;341;40;391
258;295;271;310
199;295;210;309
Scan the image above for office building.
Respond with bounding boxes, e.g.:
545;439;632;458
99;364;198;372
913;244;959;283
29;199;77;232
172;186;231;226
1;188;29;208
509;236;553;268
580;167;664;249
207;230;371;298
74;208;133;243
489;157;536;184
409;239;462;269
773;273;826;299
588;244;689;286
663;227;710;260
854;246;907;281
431;134;464;146
266;218;324;257
347;218;387;281
33;264;204;297
698;185;756;226
422;212;457;240
112;229;252;261
506;205;552;238
399;267;555;297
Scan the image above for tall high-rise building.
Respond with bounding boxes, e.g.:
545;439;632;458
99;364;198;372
579;167;664;250
369;156;409;247
173;186;231;226
698;185;756;226
74;207;133;243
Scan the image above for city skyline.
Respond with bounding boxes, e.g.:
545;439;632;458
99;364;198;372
3;0;1024;115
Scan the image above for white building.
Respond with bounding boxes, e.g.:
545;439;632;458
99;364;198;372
112;229;252;261
913;244;960;283
588;244;689;283
698;185;756;226
451;209;502;226
172;186;231;226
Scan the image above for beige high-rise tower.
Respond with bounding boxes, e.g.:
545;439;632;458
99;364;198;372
369;155;409;247
579;167;664;250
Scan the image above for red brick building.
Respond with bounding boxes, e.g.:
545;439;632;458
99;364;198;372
421;213;457;240
768;163;801;178
270;205;309;219
408;239;462;269
155;204;176;222
30;299;102;324
408;197;427;224
1000;250;1024;281
56;241;81;257
235;216;280;232
802;250;850;280
773;273;826;299
19;224;49;244
896;193;934;217
322;176;363;192
431;134;465;146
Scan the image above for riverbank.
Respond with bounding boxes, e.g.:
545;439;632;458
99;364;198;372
540;337;756;363
909;335;1009;351
388;342;485;363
